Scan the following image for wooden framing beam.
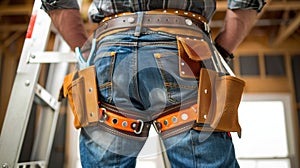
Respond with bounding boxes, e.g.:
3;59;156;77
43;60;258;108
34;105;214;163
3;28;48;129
0;5;32;16
0;24;28;32
216;1;300;11
272;12;300;46
266;1;300;11
3;32;24;48
257;0;271;19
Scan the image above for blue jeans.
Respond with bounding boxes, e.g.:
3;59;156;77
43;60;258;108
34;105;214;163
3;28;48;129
79;30;239;168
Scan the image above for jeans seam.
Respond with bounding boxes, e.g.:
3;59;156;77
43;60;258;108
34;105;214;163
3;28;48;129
190;130;197;168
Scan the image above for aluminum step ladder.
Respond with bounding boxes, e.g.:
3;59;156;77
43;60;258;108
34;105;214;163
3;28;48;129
0;0;77;167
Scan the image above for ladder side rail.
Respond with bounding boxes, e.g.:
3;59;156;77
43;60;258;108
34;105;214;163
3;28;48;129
29;0;82;165
30;35;71;165
0;0;52;167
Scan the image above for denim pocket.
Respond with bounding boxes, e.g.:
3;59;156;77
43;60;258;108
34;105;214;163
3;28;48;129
94;51;116;103
153;50;198;104
153;51;180;103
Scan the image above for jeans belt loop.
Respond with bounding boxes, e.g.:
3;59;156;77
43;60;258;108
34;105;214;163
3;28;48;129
134;12;144;37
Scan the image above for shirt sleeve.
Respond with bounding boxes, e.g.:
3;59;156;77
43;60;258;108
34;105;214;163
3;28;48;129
41;0;80;12
227;0;266;12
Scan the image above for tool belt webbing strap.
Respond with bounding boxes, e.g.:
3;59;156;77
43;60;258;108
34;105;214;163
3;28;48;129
59;65;199;136
60;66;245;139
97;103;198;136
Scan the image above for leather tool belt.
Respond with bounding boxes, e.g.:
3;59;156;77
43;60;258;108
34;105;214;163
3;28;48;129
94;9;210;40
60;67;245;139
97;100;198;139
194;68;245;138
60;10;245;139
59;66;99;129
60;68;199;138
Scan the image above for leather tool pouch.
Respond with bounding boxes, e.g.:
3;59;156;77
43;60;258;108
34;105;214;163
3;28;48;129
194;68;245;137
177;36;212;79
176;36;245;137
60;66;99;129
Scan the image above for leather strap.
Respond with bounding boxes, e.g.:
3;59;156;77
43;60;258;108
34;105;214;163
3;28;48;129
95;11;210;40
147;9;208;23
98;107;148;135
97;102;199;137
102;9;208;24
153;104;198;133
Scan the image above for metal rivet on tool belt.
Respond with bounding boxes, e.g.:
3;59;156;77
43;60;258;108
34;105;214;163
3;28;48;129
163;120;168;126
204;115;207;119
89;112;94;117
112;118;118;124
122;121;128;127
102;113;109;121
185;19;193;26
181;113;188;120
128;17;135;23
181;71;185;75
172;116;178;123
181;62;185;66
89;87;93;92
204;89;208;94
131;122;137;129
104;22;108;29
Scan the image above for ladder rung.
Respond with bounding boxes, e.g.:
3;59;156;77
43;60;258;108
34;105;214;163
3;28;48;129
27;51;77;64
17;160;46;168
34;84;60;110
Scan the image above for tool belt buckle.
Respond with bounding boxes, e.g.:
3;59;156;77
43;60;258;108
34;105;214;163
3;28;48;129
98;107;108;123
134;119;144;134
98;106;145;135
152;120;162;133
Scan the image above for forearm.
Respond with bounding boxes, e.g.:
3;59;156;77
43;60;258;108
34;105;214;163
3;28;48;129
48;9;88;51
214;9;257;53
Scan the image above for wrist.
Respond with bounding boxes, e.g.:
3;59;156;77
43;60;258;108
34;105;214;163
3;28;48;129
214;42;234;62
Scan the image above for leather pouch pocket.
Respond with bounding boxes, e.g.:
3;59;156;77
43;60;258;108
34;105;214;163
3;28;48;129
61;66;99;129
177;36;212;79
195;68;245;137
